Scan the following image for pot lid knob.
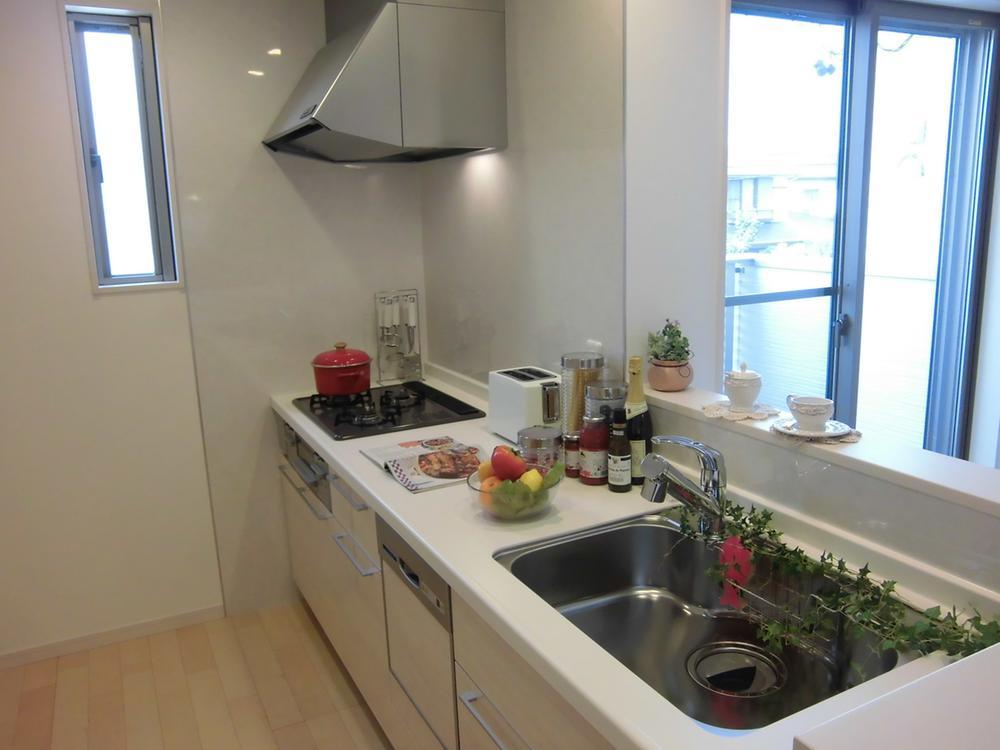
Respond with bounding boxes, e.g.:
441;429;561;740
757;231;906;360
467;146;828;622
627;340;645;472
312;342;371;367
335;341;346;349
727;361;761;380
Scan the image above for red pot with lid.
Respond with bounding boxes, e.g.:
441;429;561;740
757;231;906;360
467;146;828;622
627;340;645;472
312;342;372;396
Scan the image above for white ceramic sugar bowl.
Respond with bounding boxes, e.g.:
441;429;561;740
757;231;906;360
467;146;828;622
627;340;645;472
724;362;763;412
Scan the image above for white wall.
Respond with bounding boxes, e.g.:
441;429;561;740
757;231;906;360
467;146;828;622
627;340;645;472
650;402;1000;610
624;0;729;390
970;134;1000;468
160;0;426;613
0;0;222;662
420;0;625;380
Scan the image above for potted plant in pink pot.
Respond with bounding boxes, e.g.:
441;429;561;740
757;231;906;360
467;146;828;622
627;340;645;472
647;319;693;391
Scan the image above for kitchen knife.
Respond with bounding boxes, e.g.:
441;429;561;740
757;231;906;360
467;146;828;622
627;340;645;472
390;296;400;349
398;296;411;354
405;295;417;354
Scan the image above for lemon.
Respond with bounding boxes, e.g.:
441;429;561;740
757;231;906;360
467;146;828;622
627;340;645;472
517;468;544;493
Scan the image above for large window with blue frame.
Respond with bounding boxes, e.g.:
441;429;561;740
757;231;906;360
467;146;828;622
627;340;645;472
725;0;999;457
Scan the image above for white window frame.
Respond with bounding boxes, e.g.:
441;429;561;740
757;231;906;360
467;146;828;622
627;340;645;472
62;5;182;291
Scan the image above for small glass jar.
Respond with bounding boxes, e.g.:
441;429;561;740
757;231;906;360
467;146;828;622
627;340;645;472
517;426;562;469
564;434;581;477
579;415;609;486
584;381;627;419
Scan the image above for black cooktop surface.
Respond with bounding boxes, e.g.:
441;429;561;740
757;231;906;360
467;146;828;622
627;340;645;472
293;381;484;440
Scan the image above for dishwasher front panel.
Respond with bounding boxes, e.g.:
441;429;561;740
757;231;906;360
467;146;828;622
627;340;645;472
378;518;457;750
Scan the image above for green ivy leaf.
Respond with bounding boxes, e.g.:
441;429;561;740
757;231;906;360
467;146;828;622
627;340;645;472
672;502;1000;659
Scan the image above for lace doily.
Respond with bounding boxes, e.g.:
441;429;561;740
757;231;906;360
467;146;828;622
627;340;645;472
769;424;863;444
702;400;780;421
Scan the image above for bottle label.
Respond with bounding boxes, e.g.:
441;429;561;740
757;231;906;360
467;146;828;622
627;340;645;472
608;454;631;486
565;446;580;469
630;440;647;479
579;449;607;478
625;401;648;420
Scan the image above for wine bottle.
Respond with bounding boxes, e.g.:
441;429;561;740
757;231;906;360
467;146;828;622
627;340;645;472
625;356;653;485
608;408;632;493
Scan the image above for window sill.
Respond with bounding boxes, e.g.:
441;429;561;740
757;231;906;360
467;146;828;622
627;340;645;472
93;278;184;295
644;385;1000;518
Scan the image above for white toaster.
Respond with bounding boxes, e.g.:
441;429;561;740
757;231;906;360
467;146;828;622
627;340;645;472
487;367;562;442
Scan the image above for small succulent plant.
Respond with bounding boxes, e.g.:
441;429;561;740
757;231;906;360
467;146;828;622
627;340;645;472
648;319;692;362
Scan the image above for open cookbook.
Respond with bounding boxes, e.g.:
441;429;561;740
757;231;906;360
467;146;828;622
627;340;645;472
361;436;484;493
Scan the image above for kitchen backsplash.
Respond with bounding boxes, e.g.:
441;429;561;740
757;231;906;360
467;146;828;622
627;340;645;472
420;0;626;382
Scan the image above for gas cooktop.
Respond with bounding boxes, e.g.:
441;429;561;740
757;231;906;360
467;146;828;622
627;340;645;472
293;381;485;440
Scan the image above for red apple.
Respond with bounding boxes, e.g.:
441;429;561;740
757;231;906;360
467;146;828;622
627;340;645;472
491;446;526;481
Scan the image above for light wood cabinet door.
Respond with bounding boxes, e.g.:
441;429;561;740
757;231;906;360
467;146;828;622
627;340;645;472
331;513;382;704
280;464;330;617
453;596;613;750
350;499;379;563
282;466;446;749
329;469;367;527
456;664;531;750
311;514;355;655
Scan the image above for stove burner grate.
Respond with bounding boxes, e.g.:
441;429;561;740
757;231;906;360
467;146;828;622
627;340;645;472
294;382;485;440
379;388;425;411
309;391;372;412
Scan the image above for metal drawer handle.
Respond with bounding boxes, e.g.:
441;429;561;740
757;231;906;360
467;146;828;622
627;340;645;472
330;473;369;511
459;691;513;750
279;464;331;520
289;455;321;486
332;531;379;576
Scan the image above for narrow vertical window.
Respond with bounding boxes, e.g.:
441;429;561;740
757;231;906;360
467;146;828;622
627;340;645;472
67;13;176;286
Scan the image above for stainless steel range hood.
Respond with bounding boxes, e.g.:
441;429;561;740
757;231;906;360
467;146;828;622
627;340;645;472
264;0;506;163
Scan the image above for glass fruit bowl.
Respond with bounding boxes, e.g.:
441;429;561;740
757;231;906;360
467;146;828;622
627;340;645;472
467;463;564;521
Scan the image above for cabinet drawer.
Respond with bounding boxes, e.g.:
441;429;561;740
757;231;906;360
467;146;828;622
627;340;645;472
351;503;379;564
453;596;612;750
282;469;444;750
329;470;367;526
280;464;330;610
310;515;355;653
456;664;530;750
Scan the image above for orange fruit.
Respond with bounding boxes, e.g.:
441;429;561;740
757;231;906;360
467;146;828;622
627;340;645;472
479;475;502;509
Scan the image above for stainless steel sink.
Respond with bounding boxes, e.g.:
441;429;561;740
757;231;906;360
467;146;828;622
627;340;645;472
494;511;897;730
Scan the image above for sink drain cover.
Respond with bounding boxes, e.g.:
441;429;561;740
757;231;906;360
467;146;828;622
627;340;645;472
687;642;786;697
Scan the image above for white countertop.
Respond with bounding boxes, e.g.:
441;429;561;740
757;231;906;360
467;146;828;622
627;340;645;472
795;642;1000;750
272;380;963;750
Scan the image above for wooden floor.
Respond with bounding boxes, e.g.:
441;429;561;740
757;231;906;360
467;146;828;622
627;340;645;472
0;601;392;750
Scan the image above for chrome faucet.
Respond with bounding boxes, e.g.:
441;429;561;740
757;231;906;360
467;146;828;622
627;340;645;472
640;436;727;528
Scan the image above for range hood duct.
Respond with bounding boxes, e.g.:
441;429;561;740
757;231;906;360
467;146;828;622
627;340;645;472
264;0;507;163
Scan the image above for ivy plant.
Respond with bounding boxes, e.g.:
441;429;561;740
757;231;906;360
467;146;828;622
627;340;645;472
675;504;1000;658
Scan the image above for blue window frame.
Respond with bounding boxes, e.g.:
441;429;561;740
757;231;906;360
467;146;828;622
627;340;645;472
726;0;1000;458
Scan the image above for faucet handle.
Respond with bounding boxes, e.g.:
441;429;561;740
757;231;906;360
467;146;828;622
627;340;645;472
695;442;726;491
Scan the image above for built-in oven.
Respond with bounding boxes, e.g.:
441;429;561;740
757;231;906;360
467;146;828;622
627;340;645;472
378;516;457;750
279;420;333;513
